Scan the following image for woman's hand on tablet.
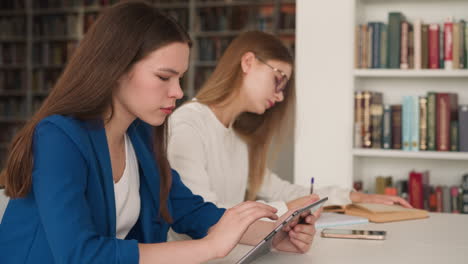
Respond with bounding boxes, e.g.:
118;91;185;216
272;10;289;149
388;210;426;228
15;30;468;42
204;201;278;259
273;196;321;253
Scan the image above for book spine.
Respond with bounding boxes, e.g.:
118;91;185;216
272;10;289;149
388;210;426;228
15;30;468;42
354;91;364;148
402;96;411;151
451;186;461;213
450;121;459;151
380;24;388;68
372;23;382;68
428;24;440;69
444;18;453;69
387;12;403;68
460;20;466;69
355;25;361;68
459;105;468;152
453;22;460;69
391;105;402;149
427;92;437;151
462;175;468;213
408;26;415;69
383;105;392;149
361;24;368;69
421;24;429;69
409;171;423;209
419;96;428;151
442;186;451;213
411;96;420;151
363;91;372;148
436;93;450;151
367;22;375;68
435;186;443;212
371;92;383;149
440;26;445;68
400;21;409;69
414;19;422;69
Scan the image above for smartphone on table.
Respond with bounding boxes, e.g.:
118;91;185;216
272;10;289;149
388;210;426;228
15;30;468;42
321;229;386;240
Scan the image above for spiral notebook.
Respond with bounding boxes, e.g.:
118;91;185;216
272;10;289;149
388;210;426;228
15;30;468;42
315;212;369;229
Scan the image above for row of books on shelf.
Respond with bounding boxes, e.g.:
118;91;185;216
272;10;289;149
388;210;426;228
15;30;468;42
33;41;77;66
0;98;26;119
354;91;468;152
0;69;25;91
356;171;468;214
197;34;295;62
33;69;62;93
33;15;81;37
195;4;294;32
0;17;26;37
0;0;25;10
33;0;188;9
355;12;468;70
198;37;233;61
0;44;26;65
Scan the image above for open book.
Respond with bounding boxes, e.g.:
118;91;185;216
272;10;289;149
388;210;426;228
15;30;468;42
323;203;429;223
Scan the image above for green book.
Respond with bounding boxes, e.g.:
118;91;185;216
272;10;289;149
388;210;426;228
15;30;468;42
387;12;404;68
451;121;459;151
427;92;437;151
460;20;466;69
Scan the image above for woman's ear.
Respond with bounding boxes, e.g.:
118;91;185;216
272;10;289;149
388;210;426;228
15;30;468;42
240;52;256;74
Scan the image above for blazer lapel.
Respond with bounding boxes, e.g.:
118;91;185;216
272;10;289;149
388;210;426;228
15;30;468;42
86;121;117;236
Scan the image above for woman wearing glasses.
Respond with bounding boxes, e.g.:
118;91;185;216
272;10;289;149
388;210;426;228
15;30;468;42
167;31;412;237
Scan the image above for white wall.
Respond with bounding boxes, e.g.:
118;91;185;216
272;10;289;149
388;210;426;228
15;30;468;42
294;0;355;189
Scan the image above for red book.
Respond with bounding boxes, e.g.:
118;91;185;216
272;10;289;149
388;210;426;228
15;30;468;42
435;186;443;212
409;171;424;209
428;24;440;69
436;93;450;151
444;19;453;69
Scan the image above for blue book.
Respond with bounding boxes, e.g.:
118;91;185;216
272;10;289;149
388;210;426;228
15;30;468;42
402;96;412;151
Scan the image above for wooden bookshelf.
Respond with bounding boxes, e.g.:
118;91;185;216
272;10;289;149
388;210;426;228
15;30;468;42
0;0;296;170
295;0;468;193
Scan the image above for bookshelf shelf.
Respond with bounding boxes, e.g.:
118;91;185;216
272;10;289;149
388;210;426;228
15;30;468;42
0;65;26;69
0;117;27;123
33;36;80;42
353;149;468;161
0;10;26;16
196;0;275;8
32;7;82;15
0;37;26;42
0;90;27;96
354;69;468;78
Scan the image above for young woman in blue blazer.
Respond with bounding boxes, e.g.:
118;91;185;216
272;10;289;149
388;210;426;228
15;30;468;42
0;1;318;263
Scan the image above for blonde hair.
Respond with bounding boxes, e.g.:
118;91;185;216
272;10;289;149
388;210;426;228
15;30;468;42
195;31;295;200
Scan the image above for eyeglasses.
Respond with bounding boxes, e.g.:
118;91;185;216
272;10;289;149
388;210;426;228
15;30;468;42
255;56;289;93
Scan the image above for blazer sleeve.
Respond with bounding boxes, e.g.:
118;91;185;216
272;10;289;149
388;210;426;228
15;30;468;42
32;121;139;264
169;169;225;239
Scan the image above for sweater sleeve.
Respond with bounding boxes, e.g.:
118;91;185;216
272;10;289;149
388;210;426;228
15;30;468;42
168;120;239;210
257;169;352;211
32;121;139;264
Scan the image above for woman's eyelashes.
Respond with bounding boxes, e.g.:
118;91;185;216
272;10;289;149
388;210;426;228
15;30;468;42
157;75;170;82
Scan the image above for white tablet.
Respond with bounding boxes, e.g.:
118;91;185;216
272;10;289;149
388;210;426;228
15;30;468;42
236;197;328;264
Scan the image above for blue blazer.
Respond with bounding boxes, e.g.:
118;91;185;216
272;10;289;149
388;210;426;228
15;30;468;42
0;115;225;264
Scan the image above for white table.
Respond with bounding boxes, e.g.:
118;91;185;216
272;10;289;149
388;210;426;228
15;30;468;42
208;213;468;264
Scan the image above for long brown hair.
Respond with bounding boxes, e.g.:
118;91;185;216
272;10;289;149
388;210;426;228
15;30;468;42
195;31;295;201
0;0;191;222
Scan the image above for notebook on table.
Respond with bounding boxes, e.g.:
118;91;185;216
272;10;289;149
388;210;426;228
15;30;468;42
323;203;429;223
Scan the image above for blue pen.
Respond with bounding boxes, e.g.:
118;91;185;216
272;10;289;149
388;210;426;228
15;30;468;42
310;177;314;194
